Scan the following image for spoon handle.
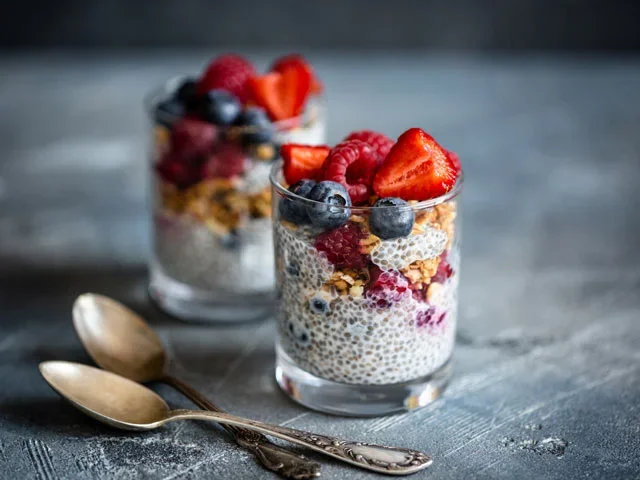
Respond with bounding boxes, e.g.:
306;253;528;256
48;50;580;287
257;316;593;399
168;409;432;476
163;375;321;479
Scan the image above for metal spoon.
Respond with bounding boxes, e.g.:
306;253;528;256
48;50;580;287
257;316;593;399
40;361;432;476
72;293;320;480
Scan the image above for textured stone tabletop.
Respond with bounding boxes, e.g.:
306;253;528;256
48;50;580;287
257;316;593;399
0;51;639;479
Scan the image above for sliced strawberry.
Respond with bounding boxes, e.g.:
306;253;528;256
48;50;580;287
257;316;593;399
445;149;462;172
373;128;458;201
282;144;330;185
271;54;323;95
248;64;311;121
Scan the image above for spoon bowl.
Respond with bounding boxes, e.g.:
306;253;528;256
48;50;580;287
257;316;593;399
39;361;169;430
73;293;167;382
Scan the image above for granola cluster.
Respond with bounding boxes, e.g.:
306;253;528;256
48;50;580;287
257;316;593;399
159;179;272;235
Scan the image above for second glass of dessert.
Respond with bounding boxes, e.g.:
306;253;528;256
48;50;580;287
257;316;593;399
147;54;325;321
271;128;463;415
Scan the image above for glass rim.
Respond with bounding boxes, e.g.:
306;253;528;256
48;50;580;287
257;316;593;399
144;75;325;131
269;160;463;211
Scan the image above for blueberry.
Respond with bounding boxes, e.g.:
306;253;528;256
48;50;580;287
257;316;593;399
309;296;329;315
155;99;184;127
279;179;317;225
198;89;241;125
369;197;415;239
286;261;300;276
306;181;352;230
174;77;199;111
219;230;241;249
235;107;274;145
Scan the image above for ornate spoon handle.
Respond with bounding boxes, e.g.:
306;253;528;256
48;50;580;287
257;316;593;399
162;375;321;479
168;409;432;476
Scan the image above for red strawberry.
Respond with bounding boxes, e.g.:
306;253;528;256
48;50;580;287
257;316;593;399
201;143;247;179
321;140;379;204
445;149;462;172
373;128;458;201
271;54;323;95
197;54;256;103
281;144;330;185
249;64;311;121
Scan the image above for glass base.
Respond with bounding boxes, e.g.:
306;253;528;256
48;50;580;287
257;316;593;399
275;346;452;416
149;267;274;323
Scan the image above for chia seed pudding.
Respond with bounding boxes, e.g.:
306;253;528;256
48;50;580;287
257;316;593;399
147;53;325;321
271;128;463;413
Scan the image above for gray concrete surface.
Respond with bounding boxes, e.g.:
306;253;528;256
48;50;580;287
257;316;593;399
0;51;639;479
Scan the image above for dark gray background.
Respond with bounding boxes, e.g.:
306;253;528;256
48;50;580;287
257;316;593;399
2;0;640;51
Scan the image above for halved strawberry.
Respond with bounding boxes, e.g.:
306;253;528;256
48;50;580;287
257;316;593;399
445;149;462;172
248;64;311;121
282;144;330;184
271;54;323;95
373;128;458;201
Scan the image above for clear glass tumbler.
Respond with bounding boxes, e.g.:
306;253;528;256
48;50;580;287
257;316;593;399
146;78;326;322
270;163;462;415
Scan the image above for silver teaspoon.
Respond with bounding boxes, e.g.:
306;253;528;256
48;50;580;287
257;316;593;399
72;293;320;479
40;361;432;476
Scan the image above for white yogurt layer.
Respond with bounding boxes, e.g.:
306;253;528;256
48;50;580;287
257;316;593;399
275;223;457;385
154;214;274;294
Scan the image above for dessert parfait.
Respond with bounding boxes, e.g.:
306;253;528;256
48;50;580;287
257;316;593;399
271;128;462;415
147;53;325;321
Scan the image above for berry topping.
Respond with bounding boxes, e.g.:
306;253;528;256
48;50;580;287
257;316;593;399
155;99;185;127
432;254;454;283
365;266;411;308
170;118;218;159
271;54;323;95
279;179;317;225
174;78;199;111
306;181;352;230
445;149;462;172
369;197;415;239
373;128;459;201
314;223;369;269
234;107;274;145
248;63;311;121
156;153;201;189
416;307;445;328
321;140;379;205
201;143;247;179
343;130;394;164
197;54;256;103
281;144;330;185
197;89;242;126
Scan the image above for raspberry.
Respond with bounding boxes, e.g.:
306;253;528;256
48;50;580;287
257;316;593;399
198;54;257;103
416;307;446;328
314;223;369;269
201;143;247;179
321;140;379;204
156;153;201;189
344;130;395;163
365;265;411;308
170;118;218;159
432;253;454;283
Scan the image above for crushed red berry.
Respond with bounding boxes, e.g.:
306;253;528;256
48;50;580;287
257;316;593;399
201;143;247;179
170;118;218;159
365;265;411;308
416;307;447;328
432;254;454;283
321;140;379;204
314;223;369;269
156;153;201;189
344;130;395;164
